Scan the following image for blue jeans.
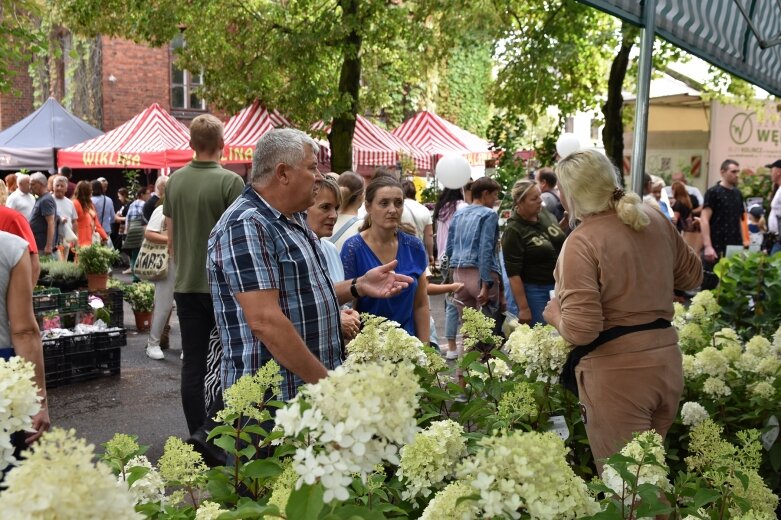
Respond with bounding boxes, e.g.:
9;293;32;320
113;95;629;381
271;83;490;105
771;242;781;256
444;296;460;340
525;283;555;326
500;254;518;316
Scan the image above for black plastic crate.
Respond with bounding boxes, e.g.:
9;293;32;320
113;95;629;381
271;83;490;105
58;291;88;313
95;345;121;376
33;289;61;314
107;329;127;347
92;329;127;350
42;337;73;388
91;288;124;328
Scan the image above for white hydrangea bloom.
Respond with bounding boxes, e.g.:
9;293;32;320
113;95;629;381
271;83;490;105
713;327;740;348
344;314;441;374
773;324;781;352
689;290;720;315
745;336;773;358
678;323;707;353
750;380;775;399
692;347;730;378
602;430;671;501
398;420;467;501
505;324;569;382
0;428;141;519
420;481;478;520
276;361;421;504
755;357;781;377
720;344;743;364
194;501;228;520
681;355;697;380
118;455;166;505
672;302;687;328
456;430;599;519
702;377;732;398
681;402;709;427
475;357;513;382
0;356;42;471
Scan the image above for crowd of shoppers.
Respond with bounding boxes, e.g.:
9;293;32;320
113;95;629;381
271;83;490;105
4;110;781;485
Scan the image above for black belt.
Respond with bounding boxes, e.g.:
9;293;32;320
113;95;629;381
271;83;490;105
559;318;672;397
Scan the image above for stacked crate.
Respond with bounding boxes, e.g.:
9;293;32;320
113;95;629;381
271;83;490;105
33;287;128;387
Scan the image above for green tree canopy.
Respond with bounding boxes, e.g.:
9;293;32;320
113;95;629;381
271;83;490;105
54;0;498;171
0;0;46;92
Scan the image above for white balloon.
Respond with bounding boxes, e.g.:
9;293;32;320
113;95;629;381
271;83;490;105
556;133;581;159
435;155;472;189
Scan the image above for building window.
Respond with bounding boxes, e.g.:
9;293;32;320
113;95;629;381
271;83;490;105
564;117;574;133
170;35;205;111
590;118;600;141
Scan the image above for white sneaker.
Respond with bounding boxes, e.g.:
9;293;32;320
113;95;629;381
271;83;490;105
445;349;459;360
146;345;165;360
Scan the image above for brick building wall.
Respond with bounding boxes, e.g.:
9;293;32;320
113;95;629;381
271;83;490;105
100;37;171;131
1;36;229;134
0;61;35;129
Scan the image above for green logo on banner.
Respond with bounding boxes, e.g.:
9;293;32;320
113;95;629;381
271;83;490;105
729;112;754;145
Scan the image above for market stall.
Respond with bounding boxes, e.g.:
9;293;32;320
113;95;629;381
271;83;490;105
315;115;432;174
57;103;192;171
0;97;103;172
222;101;291;164
392;110;492;176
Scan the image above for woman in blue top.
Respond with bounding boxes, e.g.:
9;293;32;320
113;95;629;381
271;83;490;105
341;176;430;342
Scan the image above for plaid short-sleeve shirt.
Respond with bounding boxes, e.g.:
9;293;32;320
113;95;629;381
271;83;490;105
208;185;342;400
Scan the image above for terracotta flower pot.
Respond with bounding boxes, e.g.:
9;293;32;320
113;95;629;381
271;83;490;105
86;273;109;292
134;310;153;332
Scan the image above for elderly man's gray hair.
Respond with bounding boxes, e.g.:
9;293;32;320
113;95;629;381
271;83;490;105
251;128;320;185
29;172;47;185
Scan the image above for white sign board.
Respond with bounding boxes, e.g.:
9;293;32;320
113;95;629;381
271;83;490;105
709;102;781;185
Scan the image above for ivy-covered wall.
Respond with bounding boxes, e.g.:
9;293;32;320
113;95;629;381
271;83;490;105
435;42;494;138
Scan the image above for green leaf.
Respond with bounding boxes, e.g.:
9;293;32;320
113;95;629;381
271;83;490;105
460;350;481;367
125;466;150;487
242;459;283;480
285;482;324;520
332;505;387;520
691;487;721;508
213;434;240;455
217;502;282;519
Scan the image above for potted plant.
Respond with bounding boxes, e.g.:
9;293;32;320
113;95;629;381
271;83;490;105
77;244;119;291
122;281;155;332
40;260;86;292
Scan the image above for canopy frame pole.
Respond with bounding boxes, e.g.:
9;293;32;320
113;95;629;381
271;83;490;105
630;0;656;196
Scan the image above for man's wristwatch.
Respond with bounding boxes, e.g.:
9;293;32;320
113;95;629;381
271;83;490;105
350;277;361;298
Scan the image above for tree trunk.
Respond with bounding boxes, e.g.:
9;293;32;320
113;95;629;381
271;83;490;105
329;0;362;173
601;22;636;185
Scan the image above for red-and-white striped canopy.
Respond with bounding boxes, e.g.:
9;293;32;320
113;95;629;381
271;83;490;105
222;101;290;164
58;103;192;170
316;115;432;173
392;111;492;166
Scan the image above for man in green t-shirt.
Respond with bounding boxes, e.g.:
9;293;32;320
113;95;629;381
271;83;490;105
163;114;244;452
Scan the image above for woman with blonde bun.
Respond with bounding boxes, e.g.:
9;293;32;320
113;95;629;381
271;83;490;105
543;150;702;474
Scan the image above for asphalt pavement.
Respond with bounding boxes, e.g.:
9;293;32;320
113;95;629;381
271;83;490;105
47;285;449;462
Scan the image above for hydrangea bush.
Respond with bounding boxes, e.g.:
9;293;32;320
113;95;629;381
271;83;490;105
0;357;41;471
0;299;779;519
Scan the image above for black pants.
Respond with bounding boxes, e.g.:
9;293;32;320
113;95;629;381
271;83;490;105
175;292;218;435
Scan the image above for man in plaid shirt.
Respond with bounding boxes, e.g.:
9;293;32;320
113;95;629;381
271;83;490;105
208;128;411;400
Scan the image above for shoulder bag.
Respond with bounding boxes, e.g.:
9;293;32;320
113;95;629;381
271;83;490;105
135;220;169;281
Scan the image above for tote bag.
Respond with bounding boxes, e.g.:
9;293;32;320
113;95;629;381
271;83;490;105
134;239;169;281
